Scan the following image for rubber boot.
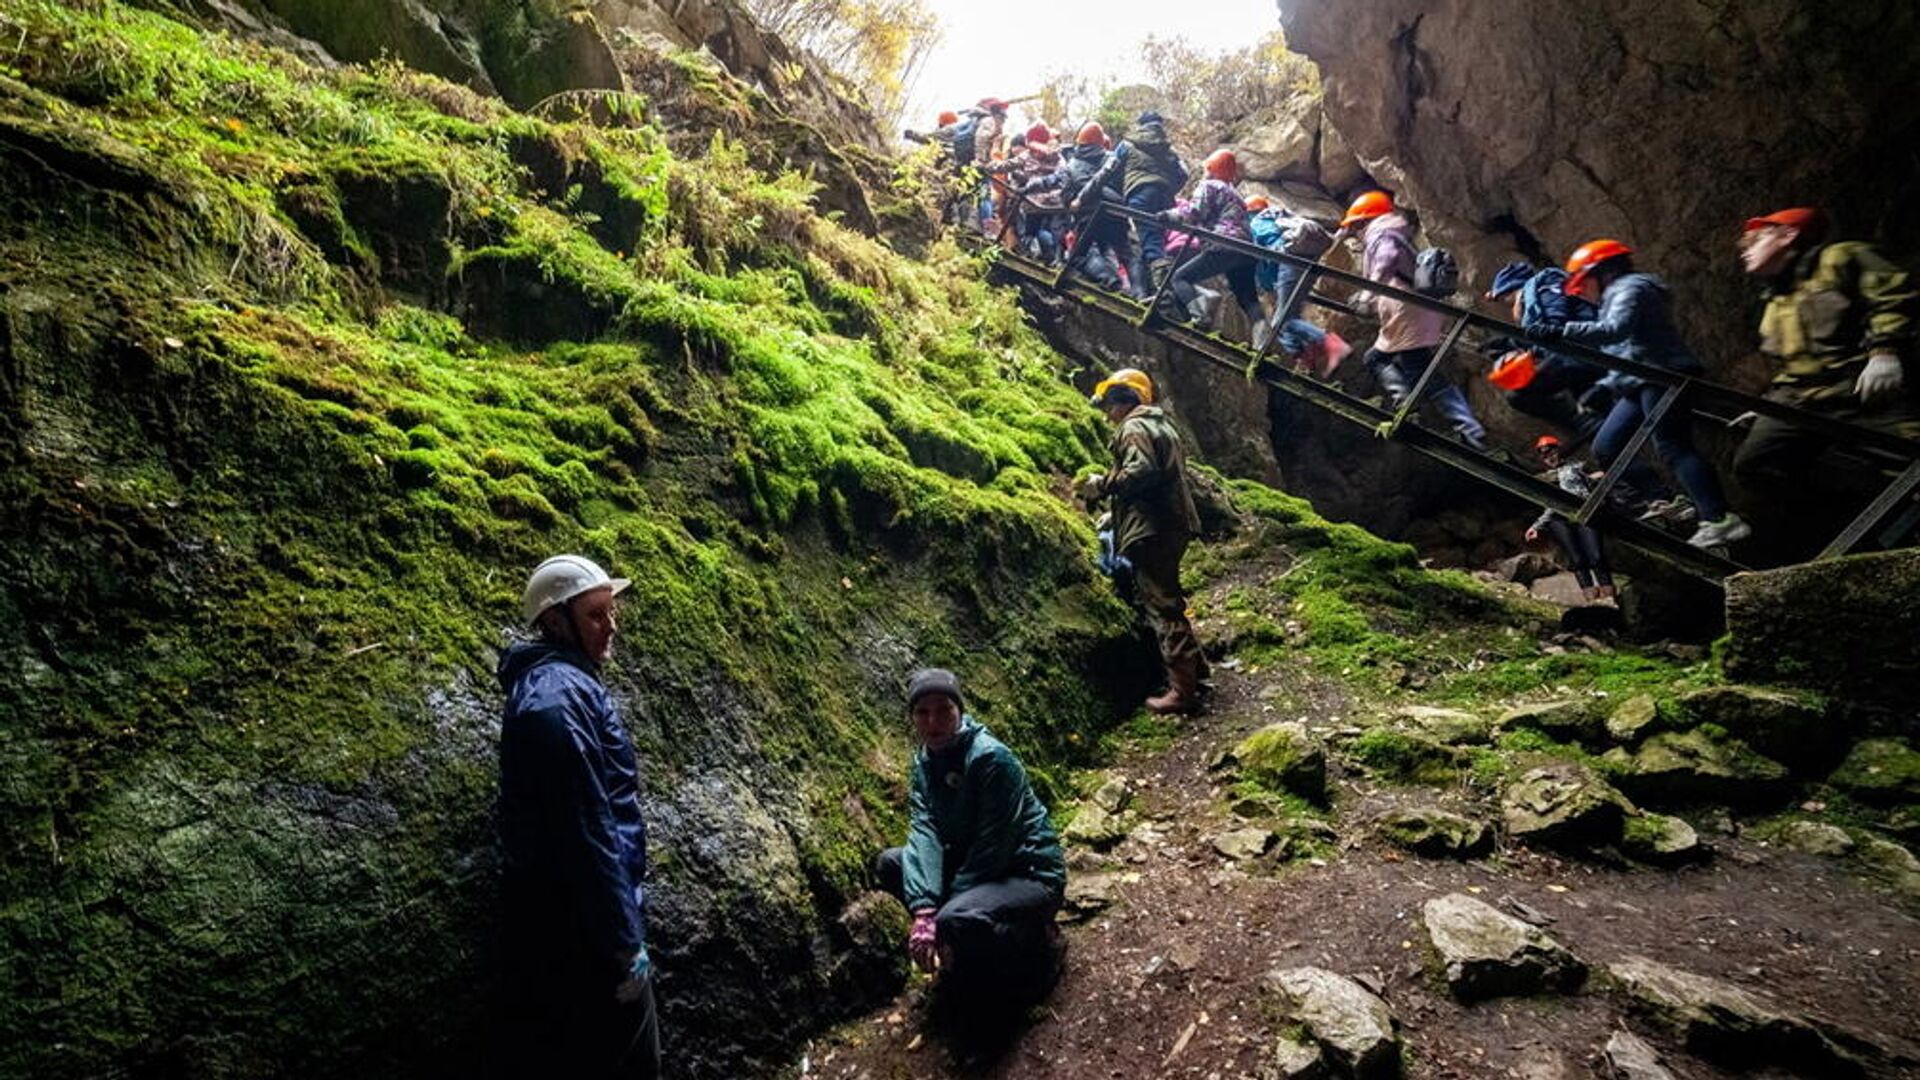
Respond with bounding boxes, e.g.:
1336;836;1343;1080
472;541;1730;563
1145;655;1202;715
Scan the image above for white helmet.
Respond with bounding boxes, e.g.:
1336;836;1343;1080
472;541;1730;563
521;554;631;626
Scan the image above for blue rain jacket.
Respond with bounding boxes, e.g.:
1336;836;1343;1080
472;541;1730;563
498;641;648;986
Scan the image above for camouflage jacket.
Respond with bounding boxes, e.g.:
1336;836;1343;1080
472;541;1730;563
1761;241;1915;390
1103;405;1200;554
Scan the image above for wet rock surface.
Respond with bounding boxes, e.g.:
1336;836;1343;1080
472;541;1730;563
1502;763;1631;849
1375;807;1491;859
1422;892;1586;1001
1265;966;1400;1080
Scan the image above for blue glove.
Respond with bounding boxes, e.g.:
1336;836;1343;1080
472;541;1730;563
615;943;652;1003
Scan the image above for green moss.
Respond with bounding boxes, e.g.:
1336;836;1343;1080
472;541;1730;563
0;4;1137;1076
1347;728;1464;786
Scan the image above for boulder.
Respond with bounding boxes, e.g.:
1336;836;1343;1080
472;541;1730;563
1722;550;1920;713
1497;551;1562;586
1774;820;1855;857
1264;966;1400;1080
1603;1030;1675;1080
1064;802;1129;849
1601;730;1792;809
1620;813;1702;865
1857;837;1920;899
1502;763;1631;849
1267;1032;1331;1079
1090;775;1132;814
1499;700;1606;745
1232;722;1329;803
1214;826;1277;861
1062;872;1121;920
1345;728;1465;784
1885;806;1920;844
1606;694;1663;745
1422;893;1586;1001
1677;685;1838;769
1389;705;1492;746
1609;955;1901;1075
1827;738;1920;807
1376;807;1492;859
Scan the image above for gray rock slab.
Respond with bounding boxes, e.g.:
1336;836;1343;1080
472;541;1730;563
1422;892;1586;1000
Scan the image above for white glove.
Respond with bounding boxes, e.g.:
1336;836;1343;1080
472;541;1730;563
1856;351;1905;405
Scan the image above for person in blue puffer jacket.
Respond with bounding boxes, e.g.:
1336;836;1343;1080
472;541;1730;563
1528;240;1751;549
498;554;659;1079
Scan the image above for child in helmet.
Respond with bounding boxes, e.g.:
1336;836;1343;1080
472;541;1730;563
1160;149;1263;340
1526;435;1616;601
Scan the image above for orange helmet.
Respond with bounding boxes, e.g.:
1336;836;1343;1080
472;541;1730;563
1245;195;1271;212
1534;434;1563;452
1203;149;1239;183
1563;239;1634;295
1075;121;1107;147
1489;350;1539;391
937;110;959;127
1340;190;1394;228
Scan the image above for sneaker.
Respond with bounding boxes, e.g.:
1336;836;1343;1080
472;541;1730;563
1320;331;1353;376
1251;319;1275;353
1687;514;1752;548
1638;495;1696;526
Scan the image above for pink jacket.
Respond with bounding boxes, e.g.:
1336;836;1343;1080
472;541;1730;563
1362;211;1445;352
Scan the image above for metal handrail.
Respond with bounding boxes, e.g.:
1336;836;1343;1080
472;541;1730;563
977;191;1920;571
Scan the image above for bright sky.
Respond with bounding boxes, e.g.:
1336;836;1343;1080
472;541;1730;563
904;0;1280;133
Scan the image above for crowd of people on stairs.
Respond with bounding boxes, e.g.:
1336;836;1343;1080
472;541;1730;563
908;96;1918;571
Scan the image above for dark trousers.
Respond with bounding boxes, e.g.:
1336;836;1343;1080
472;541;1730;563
1126;531;1202;674
502;970;661;1080
1364;346;1487;447
1732;383;1920;559
1543;517;1612;589
1593;382;1729;522
873;848;1060;1002
1126;183;1174;296
1171;246;1260;320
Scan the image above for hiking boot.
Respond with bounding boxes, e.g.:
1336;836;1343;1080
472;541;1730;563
1687;514;1752;548
1320;331;1353;376
1146;657;1202;714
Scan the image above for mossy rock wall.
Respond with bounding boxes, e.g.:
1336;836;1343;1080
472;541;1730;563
0;5;1141;1077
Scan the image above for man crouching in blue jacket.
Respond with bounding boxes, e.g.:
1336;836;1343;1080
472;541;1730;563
498;554;659;1079
874;669;1067;1029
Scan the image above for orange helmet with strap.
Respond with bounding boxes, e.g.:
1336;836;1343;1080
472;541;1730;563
1340;190;1394;228
1489;350;1539;391
1563;239;1633;295
1204;149;1239;183
1076;121;1107;147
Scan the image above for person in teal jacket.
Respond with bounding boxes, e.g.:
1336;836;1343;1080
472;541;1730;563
873;668;1065;1010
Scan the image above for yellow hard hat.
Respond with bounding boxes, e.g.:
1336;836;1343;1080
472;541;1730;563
1090;368;1154;406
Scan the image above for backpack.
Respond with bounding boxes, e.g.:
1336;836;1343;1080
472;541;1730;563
949;116;980;165
1278;216;1335;259
1413;247;1460;297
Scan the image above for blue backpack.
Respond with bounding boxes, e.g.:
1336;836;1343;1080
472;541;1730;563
949;116;980;165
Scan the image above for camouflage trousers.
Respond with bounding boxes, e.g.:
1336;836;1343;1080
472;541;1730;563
1126;532;1201;672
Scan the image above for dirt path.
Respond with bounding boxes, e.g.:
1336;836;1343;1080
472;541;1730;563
802;605;1920;1080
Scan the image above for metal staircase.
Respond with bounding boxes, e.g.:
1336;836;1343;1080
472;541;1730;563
980;197;1920;583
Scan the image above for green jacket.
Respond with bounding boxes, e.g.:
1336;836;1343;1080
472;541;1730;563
902;719;1064;912
1118;121;1185;197
1103;405;1200;555
1760;241;1915;398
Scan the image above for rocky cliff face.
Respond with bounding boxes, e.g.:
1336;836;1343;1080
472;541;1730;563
0;5;1138;1077
1281;0;1920;374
